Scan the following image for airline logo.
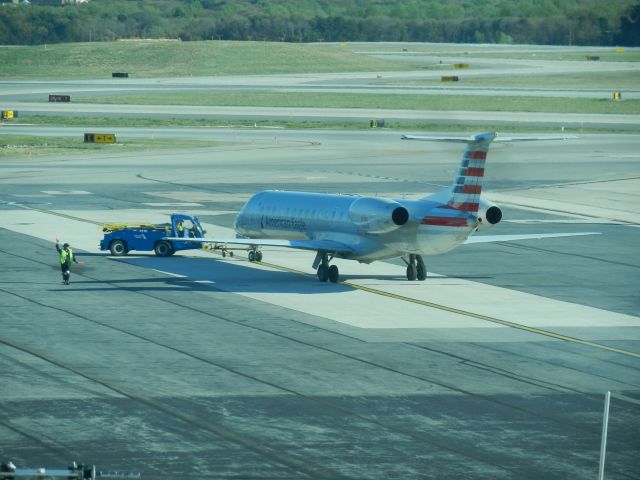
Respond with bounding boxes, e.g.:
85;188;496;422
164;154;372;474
263;216;307;232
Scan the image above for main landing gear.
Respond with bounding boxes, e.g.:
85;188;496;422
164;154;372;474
404;254;426;281
313;251;339;283
247;249;263;262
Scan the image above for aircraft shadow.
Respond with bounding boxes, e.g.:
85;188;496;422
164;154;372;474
48;278;227;293
50;255;493;293
100;256;355;294
48;270;494;294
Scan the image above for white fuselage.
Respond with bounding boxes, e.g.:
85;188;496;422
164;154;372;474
234;190;479;263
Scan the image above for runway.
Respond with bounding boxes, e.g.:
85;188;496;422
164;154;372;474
1;126;639;479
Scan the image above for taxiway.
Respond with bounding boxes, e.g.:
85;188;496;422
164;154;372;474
1;127;639;479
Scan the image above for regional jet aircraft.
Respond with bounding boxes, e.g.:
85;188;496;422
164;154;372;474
168;132;597;283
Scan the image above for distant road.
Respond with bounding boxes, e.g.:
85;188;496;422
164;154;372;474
1;63;639;100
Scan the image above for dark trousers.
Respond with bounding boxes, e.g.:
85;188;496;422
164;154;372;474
60;263;70;281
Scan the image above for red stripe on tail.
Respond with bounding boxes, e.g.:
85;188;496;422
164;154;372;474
462;184;482;194
451;202;479;212
469;151;487;160
466;167;484;177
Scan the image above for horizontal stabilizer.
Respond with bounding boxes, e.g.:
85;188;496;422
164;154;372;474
464;232;600;244
402;134;475;143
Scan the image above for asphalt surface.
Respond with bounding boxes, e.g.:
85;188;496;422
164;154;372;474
1;126;639;479
1;42;639;478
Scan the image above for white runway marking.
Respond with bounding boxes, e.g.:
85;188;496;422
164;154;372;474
11;194;53;198
152;269;186;278
505;219;625;224
143;202;204;207
143;191;252;203
490;183;640;224
41;190;92;195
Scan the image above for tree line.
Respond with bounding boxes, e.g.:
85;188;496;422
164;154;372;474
0;0;638;46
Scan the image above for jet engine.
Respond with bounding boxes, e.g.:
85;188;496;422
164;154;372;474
476;198;502;231
348;197;409;234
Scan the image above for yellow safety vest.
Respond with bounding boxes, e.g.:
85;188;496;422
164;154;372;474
60;248;73;265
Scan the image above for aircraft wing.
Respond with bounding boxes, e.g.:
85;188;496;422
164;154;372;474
165;237;355;254
402;134;577;143
464;232;600;244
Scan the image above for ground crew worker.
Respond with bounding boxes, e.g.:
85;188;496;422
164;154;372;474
177;220;185;237
56;238;80;285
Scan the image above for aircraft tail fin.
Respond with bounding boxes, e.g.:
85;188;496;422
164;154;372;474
446;132;496;213
402;132;497;214
401;132;576;215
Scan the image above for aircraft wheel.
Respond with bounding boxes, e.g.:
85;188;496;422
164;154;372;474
229;251;234;257
317;264;329;282
328;265;339;283
417;261;426;281
256;251;263;262
154;241;172;257
109;239;127;256
406;264;417;281
248;251;256;262
222;251;227;258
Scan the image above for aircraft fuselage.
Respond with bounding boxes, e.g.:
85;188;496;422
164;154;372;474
162;132;584;283
234;190;476;263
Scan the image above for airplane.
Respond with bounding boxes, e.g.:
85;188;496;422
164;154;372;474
168;131;598;283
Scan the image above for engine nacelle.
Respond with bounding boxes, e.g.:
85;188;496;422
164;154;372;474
476;198;502;231
348;197;409;234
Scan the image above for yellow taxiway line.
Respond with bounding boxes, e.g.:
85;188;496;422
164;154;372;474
258;261;640;360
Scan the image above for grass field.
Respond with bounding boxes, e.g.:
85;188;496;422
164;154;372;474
0;134;218;158
3;40;638;80
0;40;407;80
8;115;631;135
73;90;640;115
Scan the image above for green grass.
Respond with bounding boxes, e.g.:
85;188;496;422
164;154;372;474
73;90;640;114
3;41;638;81
0;134;218;158
0;40;407;80
7;115;633;135
13;115;317;129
